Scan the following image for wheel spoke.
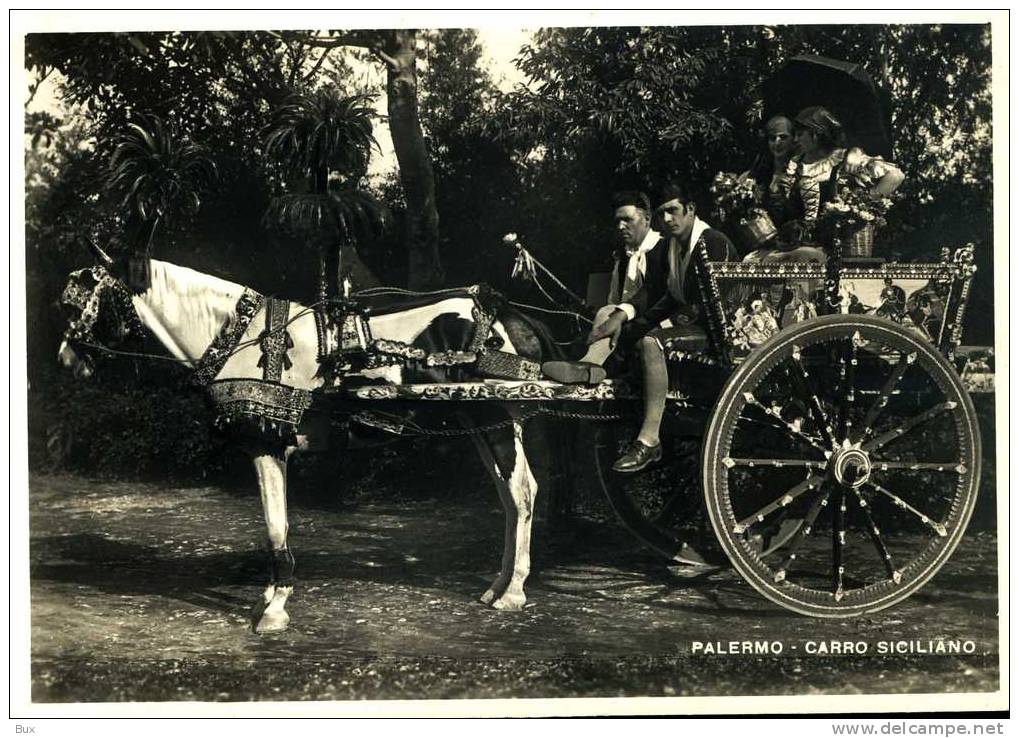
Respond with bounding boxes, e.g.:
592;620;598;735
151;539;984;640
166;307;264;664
871;460;967;473
733;473;825;534
772;487;831;583
723;457;828;470
851;487;899;581
853;352;914;443
787;347;836;448
864;481;948;537
862;401;957;454
837;336;859;441
832;489;847;600
740;395;827;453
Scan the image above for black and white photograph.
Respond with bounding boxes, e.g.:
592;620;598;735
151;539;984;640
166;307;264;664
11;9;1007;719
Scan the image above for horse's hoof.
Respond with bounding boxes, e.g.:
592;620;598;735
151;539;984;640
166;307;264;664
479;589;497;606
254;610;290;634
491;592;526;611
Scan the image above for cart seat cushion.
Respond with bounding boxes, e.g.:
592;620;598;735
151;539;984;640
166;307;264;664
647;322;709;356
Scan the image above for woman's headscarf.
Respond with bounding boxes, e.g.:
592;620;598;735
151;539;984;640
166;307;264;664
794;106;847;149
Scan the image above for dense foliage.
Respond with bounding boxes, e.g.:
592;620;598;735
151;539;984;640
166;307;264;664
484;25;993;312
24;24;995;485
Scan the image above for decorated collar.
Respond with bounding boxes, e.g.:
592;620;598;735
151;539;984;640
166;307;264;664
790;148;847;178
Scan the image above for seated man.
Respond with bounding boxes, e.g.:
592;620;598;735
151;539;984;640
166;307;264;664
613;182;738;473
542;190;668;384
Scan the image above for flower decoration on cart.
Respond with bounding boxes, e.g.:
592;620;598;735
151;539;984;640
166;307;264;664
710;172;777;249
815;171;899;257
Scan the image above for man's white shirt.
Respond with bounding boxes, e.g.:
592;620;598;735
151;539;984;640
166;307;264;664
610;228;662;321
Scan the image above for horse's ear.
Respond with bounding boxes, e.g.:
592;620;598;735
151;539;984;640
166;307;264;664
86;239;115;269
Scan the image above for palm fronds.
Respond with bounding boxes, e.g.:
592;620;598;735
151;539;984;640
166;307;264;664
105;113;218;223
262;89;387;250
262;91;378;176
263;187;389;245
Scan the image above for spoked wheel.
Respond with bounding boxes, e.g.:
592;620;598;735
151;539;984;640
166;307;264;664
703;315;980;617
593;406;724;566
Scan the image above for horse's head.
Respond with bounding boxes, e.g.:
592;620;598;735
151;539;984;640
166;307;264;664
57;243;145;379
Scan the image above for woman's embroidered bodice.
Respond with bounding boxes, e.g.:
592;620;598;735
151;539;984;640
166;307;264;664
783;149;847;222
779;148;895;223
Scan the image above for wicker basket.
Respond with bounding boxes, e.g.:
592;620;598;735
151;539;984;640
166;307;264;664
736;210;778;249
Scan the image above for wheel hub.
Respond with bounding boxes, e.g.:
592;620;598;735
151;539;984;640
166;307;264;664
832;445;871;488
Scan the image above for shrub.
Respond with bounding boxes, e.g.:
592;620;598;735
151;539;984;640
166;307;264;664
29;371;235;482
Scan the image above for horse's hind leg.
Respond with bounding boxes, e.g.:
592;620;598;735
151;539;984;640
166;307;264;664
472;415;538;611
251;450;295;634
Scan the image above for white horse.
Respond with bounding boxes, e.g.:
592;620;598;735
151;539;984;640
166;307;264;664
57;251;550;633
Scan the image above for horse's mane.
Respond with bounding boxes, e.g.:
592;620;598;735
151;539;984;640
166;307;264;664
149;259;244;299
134;260;253;361
147;259;248;327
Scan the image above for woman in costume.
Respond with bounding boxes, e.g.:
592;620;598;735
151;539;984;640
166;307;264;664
765;105;905;263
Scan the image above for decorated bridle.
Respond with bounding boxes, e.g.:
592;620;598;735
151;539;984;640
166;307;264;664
61;242;146;350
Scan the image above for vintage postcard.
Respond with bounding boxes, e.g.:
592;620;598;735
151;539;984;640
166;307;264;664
10;9;1008;720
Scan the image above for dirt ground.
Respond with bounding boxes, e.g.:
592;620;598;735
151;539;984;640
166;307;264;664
27;472;1000;705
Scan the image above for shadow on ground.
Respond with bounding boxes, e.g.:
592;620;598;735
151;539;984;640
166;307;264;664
27;473;1000;704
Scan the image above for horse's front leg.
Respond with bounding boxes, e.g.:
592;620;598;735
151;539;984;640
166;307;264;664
252;449;295;634
476;415;538;611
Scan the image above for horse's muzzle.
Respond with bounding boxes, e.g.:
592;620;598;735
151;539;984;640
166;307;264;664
58;340;93;380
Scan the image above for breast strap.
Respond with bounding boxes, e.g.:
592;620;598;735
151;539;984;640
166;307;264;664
192;288;266;387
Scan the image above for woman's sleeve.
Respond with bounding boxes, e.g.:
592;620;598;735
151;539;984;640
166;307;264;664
846;147;902;184
864;156;898;181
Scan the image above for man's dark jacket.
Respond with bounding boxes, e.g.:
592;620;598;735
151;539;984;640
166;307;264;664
615;227;736;340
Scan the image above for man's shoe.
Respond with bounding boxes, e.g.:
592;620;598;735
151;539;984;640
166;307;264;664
541;360;607;385
612;439;663;473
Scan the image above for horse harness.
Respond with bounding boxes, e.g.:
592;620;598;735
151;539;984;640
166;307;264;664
311;286;542;385
186;283;540;445
61;265;146;347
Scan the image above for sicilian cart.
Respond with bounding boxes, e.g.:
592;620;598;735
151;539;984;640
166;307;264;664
56;56;993;628
331;55;990;618
330;238;987;619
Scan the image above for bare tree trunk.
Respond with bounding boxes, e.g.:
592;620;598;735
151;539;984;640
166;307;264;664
297;29;444;289
379;30;444;290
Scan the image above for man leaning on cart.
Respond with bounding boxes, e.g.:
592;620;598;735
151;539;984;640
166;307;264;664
543;182;738;473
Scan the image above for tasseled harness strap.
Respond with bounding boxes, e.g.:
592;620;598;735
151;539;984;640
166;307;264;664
257;298;294;382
